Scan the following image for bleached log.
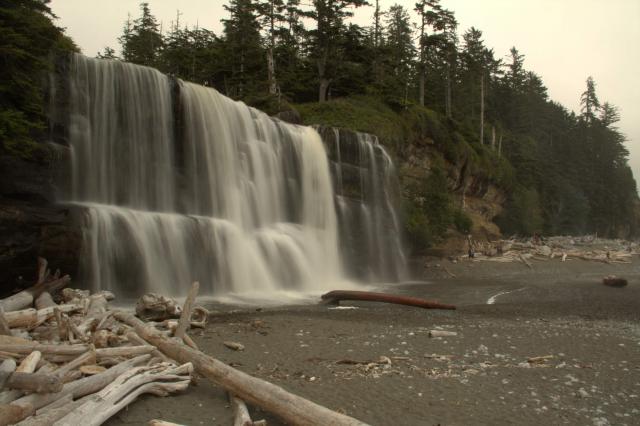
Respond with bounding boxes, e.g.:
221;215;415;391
86;294;108;318
53;348;95;380
231;393;253;426
60;289;89;304
0;275;70;313
4;304;81;329
0;403;29;425
189;306;209;328
34;293;56;310
135;294;181;321
15;394;76;426
5;372;63;393
95;345;155;358
16;394;91;426
0;354;151;424
125;331;173;363
91;329;109;348
16;352;41;373
55;363;192;426
519;254;533;269
0;307;10;336
114;311;368;426
0;343;87;357
175;282;199;342
0;358;17;388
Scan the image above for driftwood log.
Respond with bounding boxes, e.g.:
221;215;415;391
54;363;192;426
602;276;628;287
0;307;10;336
114;311;369;426
174;282;198;342
0;275;70;313
321;290;456;310
0;354;150;425
5;372;63;393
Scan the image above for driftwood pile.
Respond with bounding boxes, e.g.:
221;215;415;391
0;259;370;426
464;235;637;267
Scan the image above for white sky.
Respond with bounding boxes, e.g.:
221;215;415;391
50;0;640;184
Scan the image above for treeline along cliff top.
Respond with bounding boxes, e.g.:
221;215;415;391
1;0;638;255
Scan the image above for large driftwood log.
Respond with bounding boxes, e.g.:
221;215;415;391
54;363;192;426
0;354;151;425
114;311;368;426
0;307;10;336
53;349;96;380
0;343;88;357
125;331;173;363
4;304;81;329
0;358;17;388
135;294;181;321
34;293;56;310
15;394;82;426
320;290;456;310
0;275;70;313
5;372;63;393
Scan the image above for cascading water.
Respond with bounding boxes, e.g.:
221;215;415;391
63;54;404;298
67;54;342;297
317;127;406;282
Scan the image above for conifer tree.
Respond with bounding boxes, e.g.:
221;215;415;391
119;2;163;67
308;0;370;102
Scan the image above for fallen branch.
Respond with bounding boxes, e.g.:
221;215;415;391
0;354;151;425
174;282;199;342
54;363;192;426
231;393;253;426
320;290;456;310
114;311;368;426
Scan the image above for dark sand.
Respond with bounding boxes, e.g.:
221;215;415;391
108;257;640;426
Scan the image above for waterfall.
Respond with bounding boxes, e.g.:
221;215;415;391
64;54;404;298
318;127;406;282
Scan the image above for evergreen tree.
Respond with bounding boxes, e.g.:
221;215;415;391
580;76;600;123
119;2;163;67
0;0;77;157
308;0;369;102
222;0;265;98
383;4;415;106
255;0;285;94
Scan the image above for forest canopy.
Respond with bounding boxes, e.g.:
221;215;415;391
2;0;637;240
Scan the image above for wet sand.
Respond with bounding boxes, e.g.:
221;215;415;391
108;257;640;426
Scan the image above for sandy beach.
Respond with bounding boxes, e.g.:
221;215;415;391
109;256;640;426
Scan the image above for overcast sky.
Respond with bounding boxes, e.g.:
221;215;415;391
50;0;640;184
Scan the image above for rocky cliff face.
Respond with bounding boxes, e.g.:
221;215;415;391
0;148;80;295
402;137;506;255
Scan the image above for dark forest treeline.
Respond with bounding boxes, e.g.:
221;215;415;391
1;0;637;240
100;1;640;239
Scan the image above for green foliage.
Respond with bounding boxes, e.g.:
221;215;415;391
496;186;544;236
403;161;456;251
452;209;472;234
119;2;163;67
68;0;639;246
0;0;77;159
